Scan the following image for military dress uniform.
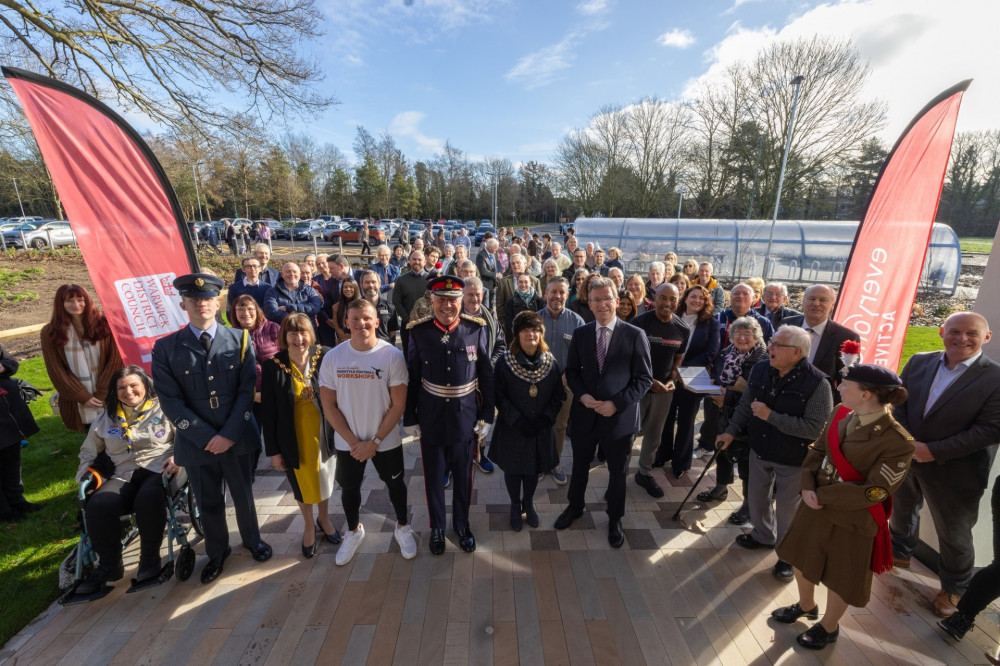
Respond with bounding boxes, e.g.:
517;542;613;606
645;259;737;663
152;274;270;582
404;276;495;553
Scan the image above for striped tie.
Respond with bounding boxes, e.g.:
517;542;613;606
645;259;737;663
597;326;608;373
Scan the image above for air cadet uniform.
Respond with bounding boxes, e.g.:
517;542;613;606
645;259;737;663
404;276;495;554
152;273;271;584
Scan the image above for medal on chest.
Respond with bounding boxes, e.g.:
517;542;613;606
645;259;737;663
529;384;538;398
440;332;450;344
301;385;315;400
466;345;478;361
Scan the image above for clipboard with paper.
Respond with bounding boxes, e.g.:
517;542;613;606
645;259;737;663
677;367;723;395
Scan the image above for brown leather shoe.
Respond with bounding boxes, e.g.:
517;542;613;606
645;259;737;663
893;556;911;569
932;589;960;618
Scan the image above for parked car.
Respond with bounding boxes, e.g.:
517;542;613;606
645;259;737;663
327;225;386;245
3;219;76;249
474;222;496;245
290;221;325;241
317;214;342;224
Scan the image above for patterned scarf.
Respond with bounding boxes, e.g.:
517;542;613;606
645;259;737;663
718;343;763;387
116;399;154;452
64;326;103;424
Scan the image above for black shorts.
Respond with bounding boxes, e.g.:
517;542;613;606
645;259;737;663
335;446;405;489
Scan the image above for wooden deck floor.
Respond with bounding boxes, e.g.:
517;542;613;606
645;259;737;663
3;435;999;665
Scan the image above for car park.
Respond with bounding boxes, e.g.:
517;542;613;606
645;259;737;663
474;222;496;245
327;224;386;245
3;219;76;249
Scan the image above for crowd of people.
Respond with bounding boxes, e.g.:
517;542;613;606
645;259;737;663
4;223;1000;655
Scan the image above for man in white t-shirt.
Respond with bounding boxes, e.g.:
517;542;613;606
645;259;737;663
319;299;415;565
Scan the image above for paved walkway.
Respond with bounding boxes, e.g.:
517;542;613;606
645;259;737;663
3;436;999;665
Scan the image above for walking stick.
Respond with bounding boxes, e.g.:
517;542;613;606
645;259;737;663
672;446;722;525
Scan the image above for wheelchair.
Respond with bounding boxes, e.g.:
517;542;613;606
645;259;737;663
58;467;203;604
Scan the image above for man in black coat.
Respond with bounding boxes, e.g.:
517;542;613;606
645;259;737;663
555;277;653;548
392;250;430;362
152;274;271;584
756;282;801;328
889;312;1000;617
782;284;860;390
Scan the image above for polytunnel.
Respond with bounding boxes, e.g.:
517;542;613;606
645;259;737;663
571;218;962;295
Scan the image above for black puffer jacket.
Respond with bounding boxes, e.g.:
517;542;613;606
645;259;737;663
0;344;40;449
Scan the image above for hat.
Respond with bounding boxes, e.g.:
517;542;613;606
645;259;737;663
841;363;902;387
427;275;464;298
173;273;224;299
512;310;544;337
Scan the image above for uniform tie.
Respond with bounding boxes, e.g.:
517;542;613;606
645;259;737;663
200;331;212;353
597;326;608;373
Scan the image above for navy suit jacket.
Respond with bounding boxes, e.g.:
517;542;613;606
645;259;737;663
755;303;801;328
682;317;721;368
151;325;258;467
894;351;1000;490
565;319;653;441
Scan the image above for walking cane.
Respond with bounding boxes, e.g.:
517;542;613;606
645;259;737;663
672;445;723;528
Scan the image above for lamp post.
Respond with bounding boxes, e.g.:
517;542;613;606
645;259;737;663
191;163;205;223
11;178;26;219
676;186;685;220
763;74;805;279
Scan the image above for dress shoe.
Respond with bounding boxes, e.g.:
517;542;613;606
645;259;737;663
317;519;342;544
608;519;625;548
735;533;774;550
796;623;839;650
634;472;664;498
524;503;539;528
696;486;729;503
773;560;794;582
938;611;976;640
429;528;446;555
244;541;273;562
554;506;584;530
510;504;523;532
771;602;818;624
893;556;911;569
455;527;476;553
728;512;751;526
201;546;231;584
302;536;318;559
672;469;686;479
932;589;961;618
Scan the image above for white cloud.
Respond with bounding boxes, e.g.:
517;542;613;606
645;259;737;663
684;0;1000;141
657;28;695;49
505;34;580;89
576;0;609;15
722;0;765;16
389;111;444;154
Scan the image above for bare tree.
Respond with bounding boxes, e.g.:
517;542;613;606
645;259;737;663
0;0;333;133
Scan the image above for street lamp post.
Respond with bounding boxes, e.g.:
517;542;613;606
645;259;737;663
676;186;685;220
11;178;26;219
191;163;205;223
763;75;805;279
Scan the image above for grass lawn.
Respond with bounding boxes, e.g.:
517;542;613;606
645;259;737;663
0;326;947;646
960;237;994;253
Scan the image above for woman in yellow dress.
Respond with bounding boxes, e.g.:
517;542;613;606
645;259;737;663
260;313;340;558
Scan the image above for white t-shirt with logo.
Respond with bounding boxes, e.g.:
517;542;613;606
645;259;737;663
317;339;408;452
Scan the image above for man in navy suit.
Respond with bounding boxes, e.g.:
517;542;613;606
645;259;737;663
782;284;860;390
476;238;500;298
889;312;1000;617
152;273;272;584
555;277;653;548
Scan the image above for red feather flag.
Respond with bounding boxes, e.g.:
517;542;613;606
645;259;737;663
2;67;198;368
834;80;970;370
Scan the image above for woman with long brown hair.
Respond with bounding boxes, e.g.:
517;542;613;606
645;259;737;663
330;278;360;344
40;284;123;432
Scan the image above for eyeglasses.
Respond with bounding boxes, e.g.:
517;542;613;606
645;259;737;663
767;341;798;349
590;297;616;304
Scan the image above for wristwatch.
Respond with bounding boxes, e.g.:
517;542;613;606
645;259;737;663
372;436;382;446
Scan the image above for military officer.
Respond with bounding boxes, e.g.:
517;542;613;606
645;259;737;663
152;273;272;584
404;275;495;554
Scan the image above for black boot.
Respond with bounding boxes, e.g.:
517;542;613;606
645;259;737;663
137;552;163;581
939;611;976;641
76;558;124;595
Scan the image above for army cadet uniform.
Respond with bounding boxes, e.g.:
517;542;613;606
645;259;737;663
152;274;271;583
777;365;915;607
404;276;495;554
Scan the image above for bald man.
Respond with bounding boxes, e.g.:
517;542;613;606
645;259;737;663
889;312;1000;617
783;284;859;389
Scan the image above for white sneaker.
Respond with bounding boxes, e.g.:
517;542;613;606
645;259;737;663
394;523;417;560
335;524;366;566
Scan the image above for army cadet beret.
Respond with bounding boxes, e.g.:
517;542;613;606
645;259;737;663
174;273;225;298
841;363;902;387
427;275;464;298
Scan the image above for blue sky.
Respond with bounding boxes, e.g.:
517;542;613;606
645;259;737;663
309;0;999;165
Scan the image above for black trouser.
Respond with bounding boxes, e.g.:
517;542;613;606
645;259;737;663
361;240;371;255
86;467;166;566
187;451;261;561
504;473;539;508
958;477;1000;615
656;387;701;474
400;325;411;363
336;447;409;531
0;444;26;513
568;433;632;520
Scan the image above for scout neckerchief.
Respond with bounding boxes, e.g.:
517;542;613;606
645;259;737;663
116;399;154;452
826;405;894;574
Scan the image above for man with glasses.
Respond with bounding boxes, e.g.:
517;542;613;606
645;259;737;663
227;256;271;310
717;325;832;582
783;285;860;391
718;283;774;347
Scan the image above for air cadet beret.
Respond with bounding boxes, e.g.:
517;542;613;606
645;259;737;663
173;273;225;298
841;363;902;387
427;275;464;298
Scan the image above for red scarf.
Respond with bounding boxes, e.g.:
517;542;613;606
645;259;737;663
826;405;894;574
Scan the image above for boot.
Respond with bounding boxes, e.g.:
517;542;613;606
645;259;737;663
137;553;163;581
76;558;125;595
939;611;976;641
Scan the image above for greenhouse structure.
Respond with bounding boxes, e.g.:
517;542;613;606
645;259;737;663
572;218;962;295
